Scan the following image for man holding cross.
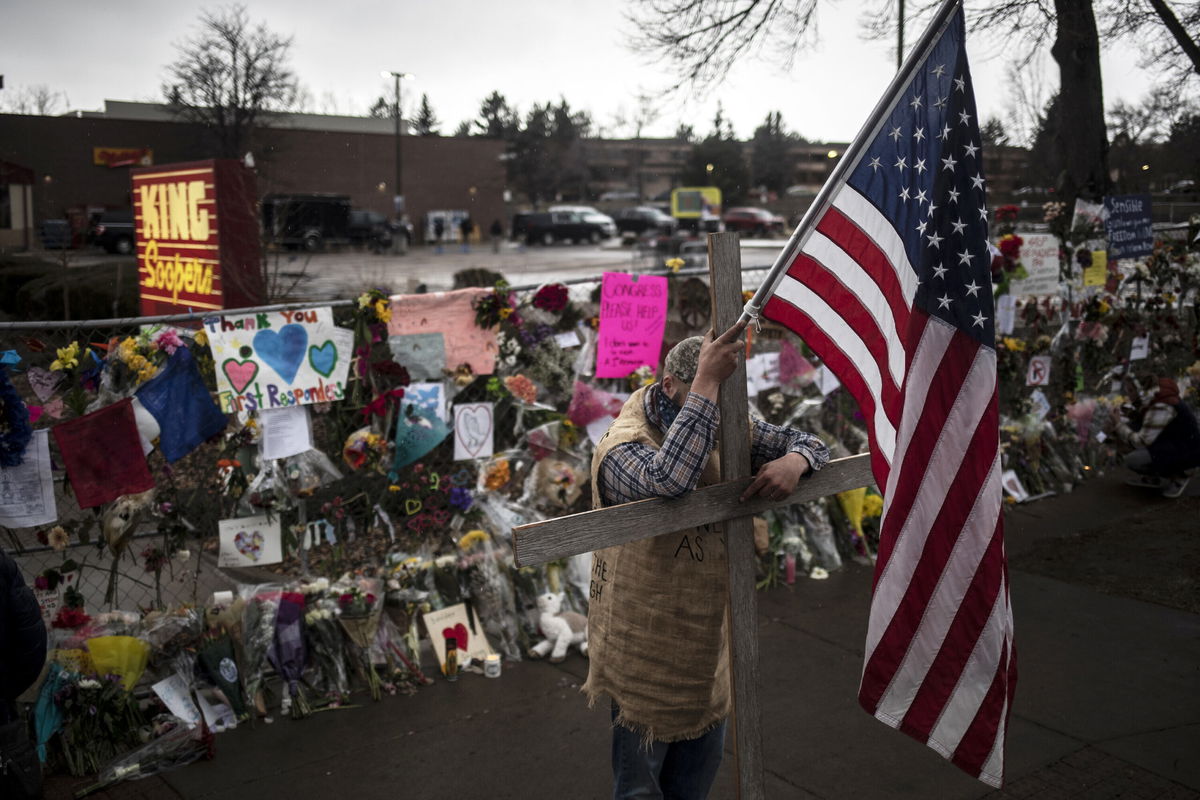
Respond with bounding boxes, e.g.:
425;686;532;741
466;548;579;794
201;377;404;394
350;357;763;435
585;321;829;799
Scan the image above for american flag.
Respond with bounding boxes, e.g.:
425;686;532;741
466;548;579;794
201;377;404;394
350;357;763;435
755;3;1015;788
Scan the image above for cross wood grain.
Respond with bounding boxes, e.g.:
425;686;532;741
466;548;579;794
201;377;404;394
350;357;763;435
510;451;873;567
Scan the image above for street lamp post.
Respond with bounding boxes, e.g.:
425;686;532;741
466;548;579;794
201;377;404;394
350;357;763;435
382;70;414;254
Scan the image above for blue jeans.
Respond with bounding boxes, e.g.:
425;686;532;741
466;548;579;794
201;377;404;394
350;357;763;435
611;703;726;800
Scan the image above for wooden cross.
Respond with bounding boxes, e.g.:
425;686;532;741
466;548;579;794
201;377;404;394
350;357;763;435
512;232;873;799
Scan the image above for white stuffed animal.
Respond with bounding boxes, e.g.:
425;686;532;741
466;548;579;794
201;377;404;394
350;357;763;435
529;591;588;663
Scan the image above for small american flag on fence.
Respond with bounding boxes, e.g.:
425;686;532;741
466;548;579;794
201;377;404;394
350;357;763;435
748;0;1016;787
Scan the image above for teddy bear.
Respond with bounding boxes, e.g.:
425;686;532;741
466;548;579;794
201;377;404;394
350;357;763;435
529;591;588;663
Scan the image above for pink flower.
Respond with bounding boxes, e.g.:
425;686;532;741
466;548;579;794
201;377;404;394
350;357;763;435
155;329;184;355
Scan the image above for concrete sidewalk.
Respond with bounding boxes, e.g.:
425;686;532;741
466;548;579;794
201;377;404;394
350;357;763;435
46;473;1199;799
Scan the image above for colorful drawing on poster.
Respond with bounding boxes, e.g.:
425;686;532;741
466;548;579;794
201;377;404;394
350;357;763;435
388;289;497;375
204;307;353;413
595;272;668;379
218;514;283;567
392;406;451;471
406;382;447;421
453;402;494;460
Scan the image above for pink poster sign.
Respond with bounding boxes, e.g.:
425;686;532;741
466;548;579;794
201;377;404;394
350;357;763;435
595;272;668;379
387;288;497;375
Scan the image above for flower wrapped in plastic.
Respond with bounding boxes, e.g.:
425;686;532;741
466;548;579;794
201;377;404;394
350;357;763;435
75;714;210;798
85;636;150;692
458;529;523;661
269;591;311;718
302;595;349;703
238;583;282;716
52;671;145;777
335;579;385;701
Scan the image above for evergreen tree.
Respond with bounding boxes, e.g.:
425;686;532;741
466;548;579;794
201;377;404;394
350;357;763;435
750;111;797;194
413;93;440;136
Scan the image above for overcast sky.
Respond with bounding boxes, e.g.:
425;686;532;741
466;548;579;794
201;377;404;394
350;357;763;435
1;0;1158;144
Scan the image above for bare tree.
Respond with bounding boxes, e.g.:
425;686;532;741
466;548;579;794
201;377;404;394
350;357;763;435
162;4;300;158
1104;0;1200;85
627;0;1122;201
1;84;68;115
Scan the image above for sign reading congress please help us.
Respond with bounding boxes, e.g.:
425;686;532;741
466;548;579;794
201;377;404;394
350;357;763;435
132;159;264;316
595;272;668;379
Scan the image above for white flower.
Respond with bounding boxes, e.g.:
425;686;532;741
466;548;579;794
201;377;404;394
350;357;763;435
315;577;330;591
78;678;101;690
505;355;517;366
175;549;191;561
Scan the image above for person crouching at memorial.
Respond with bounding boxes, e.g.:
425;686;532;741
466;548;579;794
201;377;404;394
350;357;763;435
1118;375;1200;498
585;323;829;800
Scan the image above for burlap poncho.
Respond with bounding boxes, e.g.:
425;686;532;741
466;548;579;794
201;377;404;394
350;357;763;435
582;386;731;742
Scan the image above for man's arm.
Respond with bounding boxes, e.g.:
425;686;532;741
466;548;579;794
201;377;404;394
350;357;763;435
598;393;719;505
740;421;831;502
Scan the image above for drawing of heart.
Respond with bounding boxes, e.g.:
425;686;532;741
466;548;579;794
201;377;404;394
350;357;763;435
442;622;469;652
404;498;422;516
253;324;308;383
456;404;492;457
308;340;338;377
222;359;259;393
234;530;264;561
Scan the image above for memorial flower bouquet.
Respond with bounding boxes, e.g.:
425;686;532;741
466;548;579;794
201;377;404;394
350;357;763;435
270;591;311;718
335;580;384;701
239;585;282;717
53;672;145;777
302;594;350;703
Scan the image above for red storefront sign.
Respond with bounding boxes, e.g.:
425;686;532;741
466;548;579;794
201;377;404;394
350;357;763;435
132;159;264;316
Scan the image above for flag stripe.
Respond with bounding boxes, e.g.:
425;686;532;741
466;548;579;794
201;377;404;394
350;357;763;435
864;402;1001;719
782;250;903;417
871;323;983;583
802;228;908;389
766;281;898;460
947;600;1011;787
763;295;894;482
830;187;919;306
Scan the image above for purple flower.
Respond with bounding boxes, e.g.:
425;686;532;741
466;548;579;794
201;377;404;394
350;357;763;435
448;487;474;511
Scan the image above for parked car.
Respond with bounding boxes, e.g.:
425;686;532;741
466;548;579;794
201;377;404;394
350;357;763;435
90;210;135;254
721;207;786;237
613;206;678;237
511;211;612;245
347;209;393;250
547;205;617;239
262;193;352;251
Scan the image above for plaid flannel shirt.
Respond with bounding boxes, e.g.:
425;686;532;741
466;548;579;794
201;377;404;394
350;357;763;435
598;383;830;506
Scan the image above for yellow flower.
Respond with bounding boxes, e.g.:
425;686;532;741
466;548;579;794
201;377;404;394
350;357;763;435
50;342;80;371
388;484;402;492
374;299;391;323
129;354;148;371
458;529;491;550
498;307;514;319
862;493;884;518
1001;337;1026;352
1097;299;1111;314
193;330;209;347
358;293;371;309
664;258;684;273
137;365;158;383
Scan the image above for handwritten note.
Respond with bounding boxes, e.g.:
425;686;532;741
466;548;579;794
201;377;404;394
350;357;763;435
1105;194;1154;260
0;430;57;528
595;272;668;379
1007;233;1061;297
388;289;497;375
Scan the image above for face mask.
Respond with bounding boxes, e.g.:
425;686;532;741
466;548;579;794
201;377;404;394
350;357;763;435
657;383;685;428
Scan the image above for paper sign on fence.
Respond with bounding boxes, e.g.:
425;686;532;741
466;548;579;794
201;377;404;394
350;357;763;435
388;289;497;375
205;307;353;413
1007;233;1061;297
0;430;58;528
453;402;495;461
218;514;283;568
260;405;313;461
595;272;668;379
